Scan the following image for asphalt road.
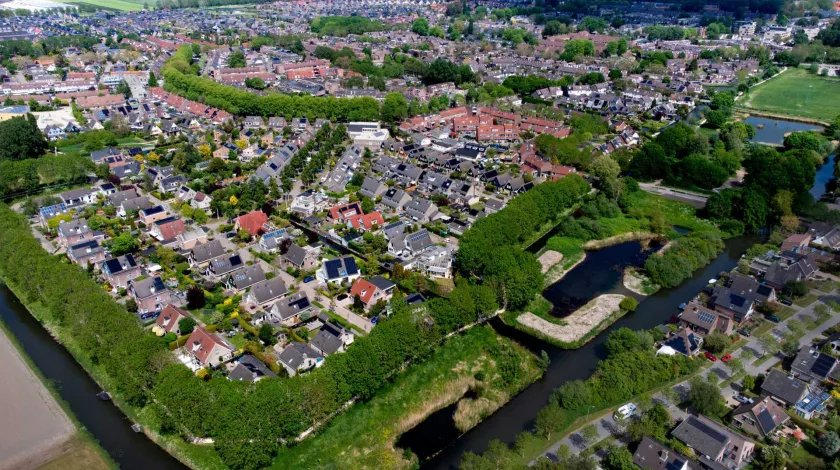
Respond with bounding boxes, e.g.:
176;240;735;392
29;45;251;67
639;182;709;208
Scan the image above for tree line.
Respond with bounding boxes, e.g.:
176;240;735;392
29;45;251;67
457;175;591;311
0;202;533;470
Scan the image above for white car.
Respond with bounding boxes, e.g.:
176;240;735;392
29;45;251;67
734;395;754;404
614;403;637;420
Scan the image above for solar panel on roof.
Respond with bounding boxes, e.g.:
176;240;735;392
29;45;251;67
757;410;777;433
325;260;340;279
812;354;836;377
697;311;716;324
345;257;358;276
152;277;166;291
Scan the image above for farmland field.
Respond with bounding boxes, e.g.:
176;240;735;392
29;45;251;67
739;67;840;122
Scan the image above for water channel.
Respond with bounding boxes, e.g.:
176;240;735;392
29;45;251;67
744;116;822;145
0;285;185;470
420;234;760;469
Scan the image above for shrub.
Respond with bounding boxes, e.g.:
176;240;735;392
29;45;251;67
620;297;638;312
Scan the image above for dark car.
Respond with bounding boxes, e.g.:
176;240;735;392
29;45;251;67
780;298;793;306
225;232;236;239
737;328;752;337
303;276;314;283
765;314;781;323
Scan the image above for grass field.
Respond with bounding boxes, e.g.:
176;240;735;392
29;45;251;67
739;67;840;122
270;326;541;470
68;0;147;11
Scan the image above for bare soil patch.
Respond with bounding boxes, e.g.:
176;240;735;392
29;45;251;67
537;250;563;274
517;294;625;344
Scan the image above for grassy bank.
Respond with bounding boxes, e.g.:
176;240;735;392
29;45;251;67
269;326;542;470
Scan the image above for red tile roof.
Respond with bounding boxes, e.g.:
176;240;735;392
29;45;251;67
350;278;377;305
186;327;233;365
236;211;268;236
155;304;189;334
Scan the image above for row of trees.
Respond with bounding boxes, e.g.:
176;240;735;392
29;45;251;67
457;175;590;310
0;154;95;199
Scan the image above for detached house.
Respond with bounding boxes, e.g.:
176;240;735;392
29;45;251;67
101;254;141;289
235;210;268;237
263;292;312;328
226;265;267;292
350;276;396;310
67;239;106;268
244;277;288;309
404;197;439;223
671;415;754;468
139;205;168;225
732;396;789;438
316;256;360;284
277;342;323;377
129;276;171;314
58;219;102;248
150;216;186;242
282;243;320;270
205;253;246;279
188;240;226;268
328;202;364;223
183;327;235;368
381;187;412;211
310;318;354;356
153;304;192;335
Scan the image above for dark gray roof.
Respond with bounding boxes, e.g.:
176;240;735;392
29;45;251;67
311;321;348;355
228;265;266;290
760;368;807;404
271;292;311;321
131;276;168;299
102;254;137;275
671;416;729;460
632;436;693;470
278;342;322;370
369;275;396;291
248;277;287;304
283;243;307;266
228;354;277;382
190;240;226;264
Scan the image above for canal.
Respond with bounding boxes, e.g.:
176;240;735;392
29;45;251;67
0;285;185;470
421;234;759;469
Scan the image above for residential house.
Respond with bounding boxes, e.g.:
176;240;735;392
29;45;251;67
205;253;245;279
283;243;320;270
277;342;323;377
762;255;817;291
328;202;364;223
258;229;290;253
183;327;235;368
263;292;312;328
632;436;696;470
243;277;288;309
389;229;434;258
404;197;439;223
316;256;360;284
158;175;187;194
129;276;171;314
150;216;186;242
760;368;809;406
101;254;141;289
108;189;138;207
359;177;387;199
381;187;412;211
60;188;96;207
243;115;264;129
177;228;208;250
348;212;384;232
187;240;226;268
678;301;734;336
235;210;268;237
414;245;454;279
790;346;838;384
350;276;395;310
67;239;106;268
226;265;267;292
671;415;755;468
117;196;152;217
732;396;789;438
657;328;703;357
153;304;192;335
710;285;755;324
57;219;99;248
228;355;277;382
139;205;169;225
310;319;354;356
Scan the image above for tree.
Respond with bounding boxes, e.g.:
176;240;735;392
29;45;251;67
725;357;744;377
178;317;197;335
0;114;48;161
411;18;429;36
759;334;780;356
590;154;622;199
703;331;729;354
380;92;408;123
115;79;132;97
228;50;246;68
148;71;158;87
688;377;725;417
244;77;266;90
125;299;138;313
820;431;840;457
535;404;563;440
755;445;786;470
580;424;600;446
186;286;205;309
258;323;275;345
603;445;635;470
109;233;138;256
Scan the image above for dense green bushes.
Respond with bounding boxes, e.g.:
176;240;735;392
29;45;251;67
644;232;724;288
457;175;590;310
0;154;94;198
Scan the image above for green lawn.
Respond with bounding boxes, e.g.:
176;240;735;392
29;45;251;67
739;67;840;122
270;326;541;470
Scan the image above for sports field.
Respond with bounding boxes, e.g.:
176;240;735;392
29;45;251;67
739;67;840;122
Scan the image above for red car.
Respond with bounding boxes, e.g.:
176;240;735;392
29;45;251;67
704;351;717;362
721;354;732;363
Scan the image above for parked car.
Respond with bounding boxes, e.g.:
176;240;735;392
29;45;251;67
225;232;236;239
780;298;793;306
734;395;754;404
614;403;638;420
303;276;314;283
371;316;378;325
704;351;717;362
737;328;751;337
765;314;781;323
721;354;732;363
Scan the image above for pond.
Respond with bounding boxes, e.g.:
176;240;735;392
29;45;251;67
811;154;837;201
744;116;822;145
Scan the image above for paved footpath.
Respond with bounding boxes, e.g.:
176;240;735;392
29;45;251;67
534;290;840;465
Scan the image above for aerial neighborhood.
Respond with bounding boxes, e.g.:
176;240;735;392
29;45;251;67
4;0;840;470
